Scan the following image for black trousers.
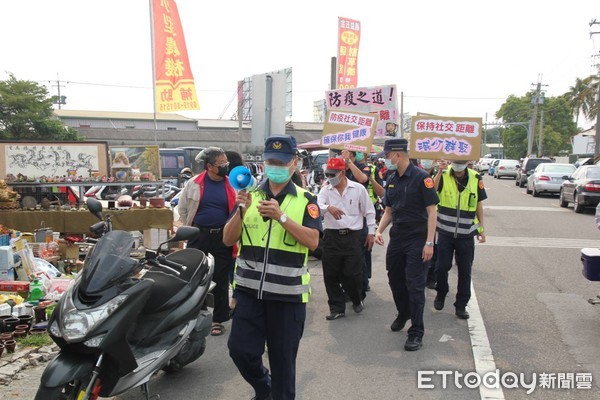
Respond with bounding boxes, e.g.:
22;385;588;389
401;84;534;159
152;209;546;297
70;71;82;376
228;290;306;400
188;228;233;324
322;229;363;313
435;233;475;309
386;227;428;338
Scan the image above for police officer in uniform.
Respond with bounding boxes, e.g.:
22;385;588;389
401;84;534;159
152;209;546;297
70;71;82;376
433;159;487;319
223;135;322;400
374;139;439;351
420;159;439;290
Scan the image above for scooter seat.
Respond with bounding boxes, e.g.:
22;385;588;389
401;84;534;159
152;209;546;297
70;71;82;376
142;271;189;313
142;249;209;313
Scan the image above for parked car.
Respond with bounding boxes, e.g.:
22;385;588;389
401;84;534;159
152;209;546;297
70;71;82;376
476;157;493;172
559;165;600;213
488;159;500;176
516;157;553;187
493;159;520;179
526;163;576;196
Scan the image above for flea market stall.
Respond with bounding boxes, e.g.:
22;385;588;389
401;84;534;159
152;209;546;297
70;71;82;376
0;143;172;348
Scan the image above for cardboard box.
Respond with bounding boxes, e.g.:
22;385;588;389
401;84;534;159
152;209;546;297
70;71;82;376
0;281;30;292
143;229;169;250
59;242;80;260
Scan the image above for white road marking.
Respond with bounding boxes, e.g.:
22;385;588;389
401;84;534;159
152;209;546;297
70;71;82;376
479;236;600;249
438;334;454;342
469;283;505;399
483;205;567;212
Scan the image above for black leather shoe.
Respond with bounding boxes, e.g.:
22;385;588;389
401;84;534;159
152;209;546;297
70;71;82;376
325;312;345;320
352;301;364;313
251;393;272;400
455;308;470;319
390;315;410;332
434;293;445;310
404;336;423;351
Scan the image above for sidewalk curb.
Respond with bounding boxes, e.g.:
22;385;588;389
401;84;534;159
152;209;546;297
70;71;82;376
0;345;58;386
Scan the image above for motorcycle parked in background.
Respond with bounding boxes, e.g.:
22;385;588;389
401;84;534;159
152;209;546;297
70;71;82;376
36;198;214;400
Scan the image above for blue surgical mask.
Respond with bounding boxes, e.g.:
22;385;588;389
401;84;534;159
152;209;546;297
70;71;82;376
385;154;398;170
265;164;291;184
355;153;364;162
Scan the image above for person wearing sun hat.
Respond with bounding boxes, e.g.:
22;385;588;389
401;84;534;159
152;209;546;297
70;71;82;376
223;135;323;400
374;138;439;352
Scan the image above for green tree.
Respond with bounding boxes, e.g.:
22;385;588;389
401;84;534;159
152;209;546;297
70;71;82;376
563;75;597;128
496;93;576;158
0;74;81;141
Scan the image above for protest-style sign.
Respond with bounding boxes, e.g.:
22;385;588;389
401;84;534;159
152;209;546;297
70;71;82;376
409;115;482;160
325;84;398;137
321;109;379;152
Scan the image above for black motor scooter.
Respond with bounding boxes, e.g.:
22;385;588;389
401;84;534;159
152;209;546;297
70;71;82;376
35;198;215;400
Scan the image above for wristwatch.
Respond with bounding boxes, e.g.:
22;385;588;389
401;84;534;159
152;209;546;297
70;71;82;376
279;213;288;224
425;241;434;247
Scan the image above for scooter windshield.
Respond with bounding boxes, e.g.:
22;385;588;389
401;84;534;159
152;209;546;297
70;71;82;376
80;231;137;294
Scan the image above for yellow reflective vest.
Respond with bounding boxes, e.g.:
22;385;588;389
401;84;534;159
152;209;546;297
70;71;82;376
437;168;480;238
234;187;312;303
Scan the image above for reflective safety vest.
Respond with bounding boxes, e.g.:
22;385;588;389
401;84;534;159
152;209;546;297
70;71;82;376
234;188;311;303
367;164;378;204
437;168;480;238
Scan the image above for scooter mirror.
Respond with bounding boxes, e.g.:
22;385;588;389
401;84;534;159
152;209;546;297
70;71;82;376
87;198;103;220
156;226;200;253
170;226;200;242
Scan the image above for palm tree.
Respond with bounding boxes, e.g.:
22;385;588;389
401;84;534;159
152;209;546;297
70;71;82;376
583;75;599;121
564;75;597;128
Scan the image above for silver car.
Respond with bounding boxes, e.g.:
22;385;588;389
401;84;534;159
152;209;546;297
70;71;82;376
493;159;520;179
526;163;576;197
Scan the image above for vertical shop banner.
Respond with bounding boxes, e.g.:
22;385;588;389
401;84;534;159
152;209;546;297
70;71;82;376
321;109;379;152
326;84;398;137
409;115;482;160
153;0;199;112
337;17;361;89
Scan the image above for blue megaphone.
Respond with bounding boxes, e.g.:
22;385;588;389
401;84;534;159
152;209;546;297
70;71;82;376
229;166;258;191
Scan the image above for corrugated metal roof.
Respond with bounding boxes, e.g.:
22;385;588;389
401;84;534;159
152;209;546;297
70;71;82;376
54;109;195;122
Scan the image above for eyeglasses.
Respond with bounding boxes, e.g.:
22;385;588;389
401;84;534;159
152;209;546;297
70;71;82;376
325;173;338;178
212;162;230;168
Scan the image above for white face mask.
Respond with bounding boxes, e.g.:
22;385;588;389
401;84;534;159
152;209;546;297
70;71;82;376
328;173;341;187
421;160;434;170
451;163;467;172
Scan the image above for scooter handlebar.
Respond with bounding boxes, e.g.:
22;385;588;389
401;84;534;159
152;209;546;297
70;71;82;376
157;255;187;272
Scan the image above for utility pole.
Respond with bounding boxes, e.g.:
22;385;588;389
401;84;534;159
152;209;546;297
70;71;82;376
529;77;547;157
591;20;600;157
51;73;66;109
538;109;544;156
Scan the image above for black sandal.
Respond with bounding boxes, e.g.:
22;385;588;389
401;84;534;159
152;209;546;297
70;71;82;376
210;323;225;336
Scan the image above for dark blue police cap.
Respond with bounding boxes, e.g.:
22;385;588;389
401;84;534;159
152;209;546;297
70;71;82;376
263;135;297;163
383;138;409;154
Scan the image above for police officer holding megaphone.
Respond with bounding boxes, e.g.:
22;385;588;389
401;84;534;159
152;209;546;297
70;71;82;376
228;165;259;209
223;135;322;400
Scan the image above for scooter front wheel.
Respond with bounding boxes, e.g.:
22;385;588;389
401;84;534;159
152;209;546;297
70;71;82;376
35;378;95;400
